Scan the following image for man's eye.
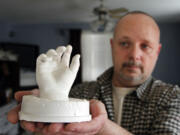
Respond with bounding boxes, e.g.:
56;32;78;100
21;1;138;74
141;44;148;49
141;44;153;53
120;42;128;47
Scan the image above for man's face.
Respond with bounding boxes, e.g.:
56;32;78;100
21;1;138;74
111;14;161;87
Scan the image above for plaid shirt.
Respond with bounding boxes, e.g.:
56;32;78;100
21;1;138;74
70;67;180;135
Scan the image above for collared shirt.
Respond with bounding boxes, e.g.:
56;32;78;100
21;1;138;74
70;67;180;135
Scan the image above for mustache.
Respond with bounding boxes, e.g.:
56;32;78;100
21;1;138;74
122;60;142;68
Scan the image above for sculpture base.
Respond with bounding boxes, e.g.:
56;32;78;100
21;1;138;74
19;95;91;123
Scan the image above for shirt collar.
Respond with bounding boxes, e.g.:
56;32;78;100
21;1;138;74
97;67;154;101
135;76;153;101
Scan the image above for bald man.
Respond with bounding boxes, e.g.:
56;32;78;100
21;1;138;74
8;11;180;135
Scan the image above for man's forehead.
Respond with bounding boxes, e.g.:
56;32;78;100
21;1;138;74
113;13;160;40
116;13;157;29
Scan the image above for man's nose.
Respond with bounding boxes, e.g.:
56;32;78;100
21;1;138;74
128;45;142;61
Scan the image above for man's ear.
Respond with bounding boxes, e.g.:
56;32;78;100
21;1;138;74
157;43;162;55
110;38;113;48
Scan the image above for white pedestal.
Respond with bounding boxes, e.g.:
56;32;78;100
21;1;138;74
19;95;91;123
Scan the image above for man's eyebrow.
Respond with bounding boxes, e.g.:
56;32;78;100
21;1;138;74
118;36;130;40
142;39;152;44
120;36;152;43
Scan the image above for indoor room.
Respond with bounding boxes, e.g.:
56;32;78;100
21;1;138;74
0;0;180;135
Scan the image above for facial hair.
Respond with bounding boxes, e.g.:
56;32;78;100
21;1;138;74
118;59;145;85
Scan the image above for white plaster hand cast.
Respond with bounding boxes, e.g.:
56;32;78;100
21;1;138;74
36;45;80;101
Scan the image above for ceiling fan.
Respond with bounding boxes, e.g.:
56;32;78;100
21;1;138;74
90;0;128;32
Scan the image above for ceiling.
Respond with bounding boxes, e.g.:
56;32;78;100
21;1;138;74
0;0;180;24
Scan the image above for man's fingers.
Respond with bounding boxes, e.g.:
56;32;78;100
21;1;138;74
8;90;39;124
7;104;21;124
36;122;44;129
64;100;107;134
90;99;107;118
20;121;36;132
34;123;64;135
47;123;64;133
70;54;80;73
64;114;106;134
14;89;39;102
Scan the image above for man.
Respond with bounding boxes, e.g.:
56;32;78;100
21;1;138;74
8;11;180;135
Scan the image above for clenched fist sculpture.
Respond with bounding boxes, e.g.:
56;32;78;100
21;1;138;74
36;45;80;100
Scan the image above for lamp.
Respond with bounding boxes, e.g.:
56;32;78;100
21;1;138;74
90;5;115;33
90;18;115;32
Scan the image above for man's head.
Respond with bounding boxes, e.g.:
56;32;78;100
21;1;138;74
111;11;161;87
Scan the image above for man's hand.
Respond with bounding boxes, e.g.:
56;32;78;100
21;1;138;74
8;90;133;135
60;100;108;135
36;45;80;100
7;90;39;124
7;90;108;135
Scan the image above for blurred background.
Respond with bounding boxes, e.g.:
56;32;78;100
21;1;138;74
0;0;180;134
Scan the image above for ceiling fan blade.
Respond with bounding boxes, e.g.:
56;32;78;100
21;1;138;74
109;14;123;19
108;8;128;14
